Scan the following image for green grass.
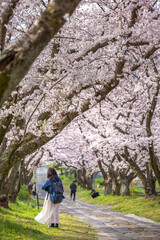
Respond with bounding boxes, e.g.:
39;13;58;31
61;174;146;195
60;174;74;195
61;174;146;196
131;186;145;194
61;174;160;223
0;200;97;240
78;191;160;221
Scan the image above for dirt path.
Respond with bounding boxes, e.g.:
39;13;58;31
36;166;160;240
60;196;160;240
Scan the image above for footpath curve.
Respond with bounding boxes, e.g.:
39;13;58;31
60;195;160;240
36;166;160;240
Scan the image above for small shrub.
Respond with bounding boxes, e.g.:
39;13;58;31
17;185;31;201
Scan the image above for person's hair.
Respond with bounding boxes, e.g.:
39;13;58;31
47;167;59;181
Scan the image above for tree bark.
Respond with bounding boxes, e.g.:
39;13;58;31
104;178;112;195
112;180;121;196
9;161;23;203
0;0;82;107
60;167;63;175
0;50;126;190
0;0;20;53
119;170;136;196
122;147;156;197
77;169;93;190
0;194;9;208
108;168;121;196
73;170;77;179
0;162;21;208
144;162;156;196
146;82;160;187
0;150;43;207
69;169;72;179
21;170;33;186
65;169;69;177
85;174;93;190
77;170;85;188
121;179;131;196
97;159;112;195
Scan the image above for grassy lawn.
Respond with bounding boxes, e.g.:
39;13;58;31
61;174;160;223
0;200;97;240
78;192;160;222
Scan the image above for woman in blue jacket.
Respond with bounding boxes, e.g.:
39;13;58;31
35;167;62;228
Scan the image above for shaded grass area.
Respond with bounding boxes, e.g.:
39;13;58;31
0;200;97;240
61;175;160;223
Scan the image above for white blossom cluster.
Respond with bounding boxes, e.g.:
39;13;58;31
0;0;160;180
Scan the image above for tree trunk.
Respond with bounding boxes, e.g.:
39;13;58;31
144;163;156;197
104;178;112;195
3;162;21;204
60;168;63;175
145;83;160;187
11;161;23;202
97;159;112;194
65;169;69;177
0;142;20;190
85;175;93;190
73;170;77;179
108;167;121;196
0;0;82;107
20;169;33;186
119;171;136;196
0;195;9;208
144;180;156;197
0;67;121;191
83;169;93;190
77;169;93;190
0;162;21;207
69;170;72;179
122;147;157;197
148;143;160;188
121;179;131;196
112;180;121;196
0;0;20;53
77;170;84;188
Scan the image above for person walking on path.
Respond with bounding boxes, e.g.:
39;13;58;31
28;182;32;195
70;180;77;201
32;182;36;197
34;167;63;228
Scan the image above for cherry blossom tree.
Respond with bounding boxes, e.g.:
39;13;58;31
0;0;160;207
44;121;97;189
78;68;160;196
0;0;82;106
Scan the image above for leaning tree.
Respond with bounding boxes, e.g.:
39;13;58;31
0;0;160;206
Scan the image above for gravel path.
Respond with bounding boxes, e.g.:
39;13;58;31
36;166;160;240
60;196;160;240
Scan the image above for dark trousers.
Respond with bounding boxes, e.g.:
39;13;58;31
70;190;76;201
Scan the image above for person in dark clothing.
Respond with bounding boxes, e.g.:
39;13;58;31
32;182;36;197
70;180;77;201
90;189;99;198
28;182;32;195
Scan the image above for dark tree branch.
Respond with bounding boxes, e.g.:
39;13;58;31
0;0;82;107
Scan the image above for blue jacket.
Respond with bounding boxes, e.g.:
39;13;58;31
41;177;62;194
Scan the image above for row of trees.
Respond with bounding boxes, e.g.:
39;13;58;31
0;0;160;207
